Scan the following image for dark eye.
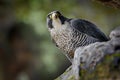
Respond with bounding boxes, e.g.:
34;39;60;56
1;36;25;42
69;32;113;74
56;11;61;16
47;14;52;19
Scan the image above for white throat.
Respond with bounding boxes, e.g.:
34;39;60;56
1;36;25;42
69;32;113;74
52;18;62;29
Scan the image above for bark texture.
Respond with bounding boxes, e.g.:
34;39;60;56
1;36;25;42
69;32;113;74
55;26;120;80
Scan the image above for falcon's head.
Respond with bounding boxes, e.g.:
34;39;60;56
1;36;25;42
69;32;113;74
47;11;67;30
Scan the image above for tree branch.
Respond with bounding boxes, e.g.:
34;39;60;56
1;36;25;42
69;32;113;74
55;26;120;80
94;0;120;9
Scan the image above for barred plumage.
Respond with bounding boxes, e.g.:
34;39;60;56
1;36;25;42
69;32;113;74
47;11;108;62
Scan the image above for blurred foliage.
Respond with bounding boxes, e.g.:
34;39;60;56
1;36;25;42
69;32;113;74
0;0;120;80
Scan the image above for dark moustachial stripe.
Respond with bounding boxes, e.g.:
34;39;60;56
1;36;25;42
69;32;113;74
48;19;53;29
59;16;67;24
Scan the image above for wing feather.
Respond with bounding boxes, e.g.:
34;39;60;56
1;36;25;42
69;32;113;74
69;19;108;41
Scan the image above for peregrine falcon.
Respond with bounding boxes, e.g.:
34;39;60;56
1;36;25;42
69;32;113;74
47;11;108;62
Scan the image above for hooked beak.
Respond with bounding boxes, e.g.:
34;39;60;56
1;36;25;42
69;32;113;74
50;12;58;20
